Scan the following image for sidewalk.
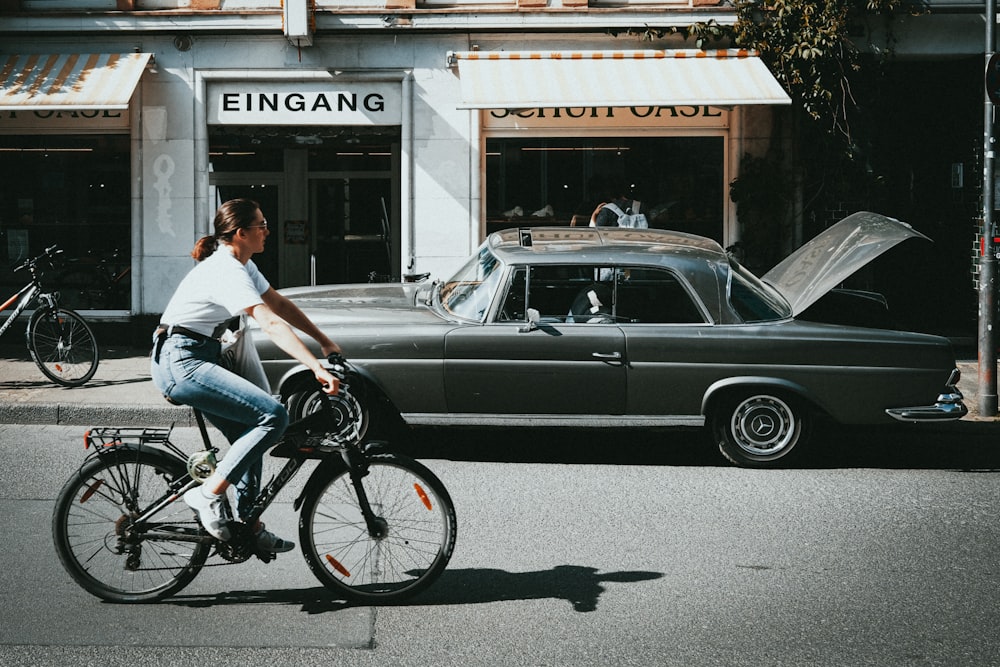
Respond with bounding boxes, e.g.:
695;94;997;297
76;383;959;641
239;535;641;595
0;343;995;426
0;344;194;426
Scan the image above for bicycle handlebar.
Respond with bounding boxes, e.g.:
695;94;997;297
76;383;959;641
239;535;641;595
326;352;349;382
12;245;63;275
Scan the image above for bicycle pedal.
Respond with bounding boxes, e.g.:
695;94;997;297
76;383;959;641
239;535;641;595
254;550;277;564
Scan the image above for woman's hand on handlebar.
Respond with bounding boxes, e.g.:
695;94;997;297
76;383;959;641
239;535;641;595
314;366;340;396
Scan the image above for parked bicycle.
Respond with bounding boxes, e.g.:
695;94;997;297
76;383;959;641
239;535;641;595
52;247;130;311
0;245;99;386
52;355;457;603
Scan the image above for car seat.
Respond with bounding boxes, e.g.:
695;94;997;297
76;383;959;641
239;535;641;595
567;283;614;323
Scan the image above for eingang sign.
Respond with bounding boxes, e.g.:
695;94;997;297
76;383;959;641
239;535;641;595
207;81;402;125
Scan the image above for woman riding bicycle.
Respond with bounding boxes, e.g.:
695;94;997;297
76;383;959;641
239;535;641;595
151;198;340;554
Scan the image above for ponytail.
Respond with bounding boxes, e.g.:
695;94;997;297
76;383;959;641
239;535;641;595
193;198;260;261
191;235;218;261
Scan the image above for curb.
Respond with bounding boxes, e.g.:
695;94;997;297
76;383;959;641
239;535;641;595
0;403;195;427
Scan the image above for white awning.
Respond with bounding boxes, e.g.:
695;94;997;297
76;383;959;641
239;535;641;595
448;50;791;109
0;53;152;111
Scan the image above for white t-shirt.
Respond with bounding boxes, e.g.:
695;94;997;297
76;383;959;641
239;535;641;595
160;246;270;337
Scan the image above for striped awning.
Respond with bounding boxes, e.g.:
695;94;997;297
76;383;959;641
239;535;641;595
0;53;152;111
447;50;791;109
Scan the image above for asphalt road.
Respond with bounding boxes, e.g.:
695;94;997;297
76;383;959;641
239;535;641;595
2;422;999;666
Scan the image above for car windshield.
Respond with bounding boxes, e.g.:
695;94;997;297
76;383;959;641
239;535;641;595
438;245;504;322
728;260;792;322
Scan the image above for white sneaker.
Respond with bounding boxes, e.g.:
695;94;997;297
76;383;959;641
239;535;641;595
531;204;554;217
183;487;231;541
254;523;295;553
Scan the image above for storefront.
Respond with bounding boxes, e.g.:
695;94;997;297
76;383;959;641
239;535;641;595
0;40;789;323
449;49;790;246
201;74;406;287
483;107;730;240
0;53;150;315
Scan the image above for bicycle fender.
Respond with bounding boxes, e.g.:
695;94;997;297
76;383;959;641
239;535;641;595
292;442;398;512
87;441;185;469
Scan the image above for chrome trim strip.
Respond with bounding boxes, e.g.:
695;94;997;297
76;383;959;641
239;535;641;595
401;413;705;428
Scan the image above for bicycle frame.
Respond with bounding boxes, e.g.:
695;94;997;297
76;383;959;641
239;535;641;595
85;395;376;549
0;282;54;338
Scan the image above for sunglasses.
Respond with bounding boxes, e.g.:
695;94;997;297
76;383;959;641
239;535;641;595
247;220;268;230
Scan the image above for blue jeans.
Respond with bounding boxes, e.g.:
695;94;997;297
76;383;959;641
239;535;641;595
150;334;288;520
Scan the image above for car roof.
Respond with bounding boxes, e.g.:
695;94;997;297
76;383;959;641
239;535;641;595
487;227;728;265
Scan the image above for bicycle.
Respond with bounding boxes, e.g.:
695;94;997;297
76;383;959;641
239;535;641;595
0;245;100;386
52;247;131;311
52;355;457;604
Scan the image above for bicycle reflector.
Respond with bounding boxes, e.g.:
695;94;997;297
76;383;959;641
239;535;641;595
325;554;351;578
414;483;433;511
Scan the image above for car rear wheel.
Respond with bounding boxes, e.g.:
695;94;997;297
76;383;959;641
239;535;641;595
710;392;808;467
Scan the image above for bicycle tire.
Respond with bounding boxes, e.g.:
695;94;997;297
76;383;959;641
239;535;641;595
52;449;210;603
27;306;99;386
299;451;457;603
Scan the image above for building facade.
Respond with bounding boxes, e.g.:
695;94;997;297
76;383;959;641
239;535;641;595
0;0;986;337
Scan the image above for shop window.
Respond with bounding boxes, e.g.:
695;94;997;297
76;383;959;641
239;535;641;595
209;125;395;172
485;135;725;242
0;134;131;311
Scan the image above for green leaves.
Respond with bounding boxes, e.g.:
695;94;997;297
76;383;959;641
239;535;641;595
733;0;901;134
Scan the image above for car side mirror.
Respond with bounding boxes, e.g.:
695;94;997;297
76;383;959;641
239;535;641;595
519;308;540;333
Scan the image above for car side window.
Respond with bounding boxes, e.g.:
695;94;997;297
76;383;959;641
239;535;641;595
498;265;611;323
499;265;704;324
498;267;528;321
615;267;705;324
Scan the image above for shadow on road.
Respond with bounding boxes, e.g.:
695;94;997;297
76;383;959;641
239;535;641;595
807;420;1000;471
166;587;351;615
408;565;663;612
165;565;663;614
399;425;723;467
397;420;1000;471
0;376;149;390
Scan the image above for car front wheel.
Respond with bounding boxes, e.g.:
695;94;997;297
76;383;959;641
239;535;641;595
710;392;808;467
287;387;369;441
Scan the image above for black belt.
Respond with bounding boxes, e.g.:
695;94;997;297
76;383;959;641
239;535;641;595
153;324;218;363
156;323;216;343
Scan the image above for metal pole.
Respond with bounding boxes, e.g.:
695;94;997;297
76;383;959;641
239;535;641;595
979;0;998;417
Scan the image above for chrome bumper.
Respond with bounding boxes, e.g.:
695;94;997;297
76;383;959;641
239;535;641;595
885;368;967;422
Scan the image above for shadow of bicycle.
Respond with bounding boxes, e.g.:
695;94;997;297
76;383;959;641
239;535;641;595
165;564;663;614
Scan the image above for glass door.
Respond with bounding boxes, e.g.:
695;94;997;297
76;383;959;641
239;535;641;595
310;176;392;284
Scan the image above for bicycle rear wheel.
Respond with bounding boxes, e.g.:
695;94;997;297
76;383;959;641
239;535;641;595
299;452;457;603
52;449;210;603
27;306;99;386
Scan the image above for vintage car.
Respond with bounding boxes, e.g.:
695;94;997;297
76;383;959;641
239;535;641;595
252;212;967;467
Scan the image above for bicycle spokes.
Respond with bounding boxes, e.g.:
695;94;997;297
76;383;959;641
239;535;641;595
28;308;99;386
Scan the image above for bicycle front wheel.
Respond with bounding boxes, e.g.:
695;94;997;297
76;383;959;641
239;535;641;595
52;450;210;603
299;452;457;603
27;307;99;386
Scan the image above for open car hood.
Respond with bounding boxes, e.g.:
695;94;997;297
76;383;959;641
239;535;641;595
762;211;930;317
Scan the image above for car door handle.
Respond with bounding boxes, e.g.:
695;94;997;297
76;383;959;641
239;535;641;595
592;351;623;364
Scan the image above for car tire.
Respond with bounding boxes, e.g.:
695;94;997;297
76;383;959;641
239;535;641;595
710;392;809;468
287;386;369;441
